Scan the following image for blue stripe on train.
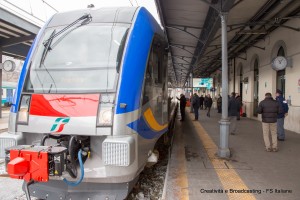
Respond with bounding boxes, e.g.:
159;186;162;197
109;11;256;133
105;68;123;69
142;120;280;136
11;19;51;113
116;7;163;114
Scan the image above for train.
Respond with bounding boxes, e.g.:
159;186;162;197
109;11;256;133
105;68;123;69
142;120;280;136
1;7;177;200
1;81;16;106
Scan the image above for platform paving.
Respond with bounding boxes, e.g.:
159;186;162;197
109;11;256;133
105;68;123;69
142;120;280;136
166;108;300;200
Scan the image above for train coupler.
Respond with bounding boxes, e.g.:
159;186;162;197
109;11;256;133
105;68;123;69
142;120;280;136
5;145;67;182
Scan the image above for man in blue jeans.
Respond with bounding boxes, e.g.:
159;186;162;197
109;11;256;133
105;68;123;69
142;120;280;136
276;89;289;141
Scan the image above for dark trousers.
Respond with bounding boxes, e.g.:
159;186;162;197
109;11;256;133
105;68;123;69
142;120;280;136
180;107;185;120
217;106;222;113
193;106;199;120
207;107;211;117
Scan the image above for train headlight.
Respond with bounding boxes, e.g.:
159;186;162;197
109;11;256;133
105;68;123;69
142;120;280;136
98;104;113;126
97;94;115;126
17;95;31;124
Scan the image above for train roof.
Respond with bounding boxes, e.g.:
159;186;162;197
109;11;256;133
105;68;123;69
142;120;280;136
47;6;164;38
48;7;139;27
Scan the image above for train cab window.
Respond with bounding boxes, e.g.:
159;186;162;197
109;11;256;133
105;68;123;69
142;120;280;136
24;24;130;93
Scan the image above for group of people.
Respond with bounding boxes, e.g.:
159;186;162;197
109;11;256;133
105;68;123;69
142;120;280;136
222;90;288;152
176;89;288;153
257;89;289;152
216;93;242;117
191;93;213;120
176;93;213;121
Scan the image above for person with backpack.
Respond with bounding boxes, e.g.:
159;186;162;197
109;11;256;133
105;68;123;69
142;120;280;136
275;89;289;141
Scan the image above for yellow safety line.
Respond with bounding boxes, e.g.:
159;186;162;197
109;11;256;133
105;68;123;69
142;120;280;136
175;139;189;200
143;108;168;132
170;121;189;200
188;113;256;200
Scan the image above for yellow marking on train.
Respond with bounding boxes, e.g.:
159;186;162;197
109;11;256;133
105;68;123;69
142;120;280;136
188;113;256;200
143;108;168;132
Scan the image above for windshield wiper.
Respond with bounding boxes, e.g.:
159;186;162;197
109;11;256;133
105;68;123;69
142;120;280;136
39;29;56;68
39;13;92;68
43;14;92;47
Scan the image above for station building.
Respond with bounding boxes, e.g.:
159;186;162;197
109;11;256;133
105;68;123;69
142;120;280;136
213;17;300;134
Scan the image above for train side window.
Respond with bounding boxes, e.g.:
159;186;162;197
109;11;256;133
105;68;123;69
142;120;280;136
143;47;154;105
152;49;159;84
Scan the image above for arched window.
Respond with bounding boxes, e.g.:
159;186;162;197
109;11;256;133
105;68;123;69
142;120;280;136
278;46;285;57
276;46;285;97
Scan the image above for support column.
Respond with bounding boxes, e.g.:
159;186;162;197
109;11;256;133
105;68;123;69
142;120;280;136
218;13;230;158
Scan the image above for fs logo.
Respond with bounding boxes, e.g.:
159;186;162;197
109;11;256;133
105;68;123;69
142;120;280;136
50;117;70;133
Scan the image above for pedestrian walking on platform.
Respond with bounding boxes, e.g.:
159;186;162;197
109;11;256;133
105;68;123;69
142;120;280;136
191;93;200;120
217;95;222;113
275;89;289;141
235;93;242;120
228;92;241;135
177;94;186;121
204;95;208;110
199;95;204;109
257;93;283;152
206;94;213;117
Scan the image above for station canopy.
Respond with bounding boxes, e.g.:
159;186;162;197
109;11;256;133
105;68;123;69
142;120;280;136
0;7;40;59
155;0;300;87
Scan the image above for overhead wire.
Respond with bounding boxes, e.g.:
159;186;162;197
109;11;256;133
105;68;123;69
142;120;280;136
128;0;133;6
41;0;59;12
134;0;139;6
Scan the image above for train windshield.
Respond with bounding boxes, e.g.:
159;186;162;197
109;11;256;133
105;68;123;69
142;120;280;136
24;24;129;93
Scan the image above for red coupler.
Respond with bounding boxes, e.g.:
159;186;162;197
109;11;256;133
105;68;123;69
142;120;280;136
7;145;49;182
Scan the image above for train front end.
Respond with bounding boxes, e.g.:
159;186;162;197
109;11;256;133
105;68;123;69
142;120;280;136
0;7;150;200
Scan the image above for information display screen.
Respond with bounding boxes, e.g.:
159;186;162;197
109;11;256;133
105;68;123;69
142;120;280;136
192;78;213;89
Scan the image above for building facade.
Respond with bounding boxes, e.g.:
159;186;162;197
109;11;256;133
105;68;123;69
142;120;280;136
213;18;300;134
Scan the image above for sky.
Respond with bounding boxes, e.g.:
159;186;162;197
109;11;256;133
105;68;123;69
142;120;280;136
0;0;161;26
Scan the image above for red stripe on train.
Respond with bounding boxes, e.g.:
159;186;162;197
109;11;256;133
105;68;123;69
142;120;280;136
29;94;100;117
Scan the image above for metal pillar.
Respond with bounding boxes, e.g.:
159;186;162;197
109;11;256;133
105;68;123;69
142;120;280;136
218;13;230;158
190;73;194;113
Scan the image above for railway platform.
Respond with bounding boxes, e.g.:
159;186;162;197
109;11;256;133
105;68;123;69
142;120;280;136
165;108;300;200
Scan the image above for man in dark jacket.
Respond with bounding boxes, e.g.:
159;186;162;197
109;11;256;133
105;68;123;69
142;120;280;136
228;92;241;135
191;93;200;120
275;89;289;141
257;93;283;152
206;94;213;117
204;95;208;110
199;95;204;109
177;94;186;121
217;95;222;113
